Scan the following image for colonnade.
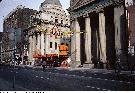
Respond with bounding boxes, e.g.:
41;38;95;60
71;6;127;68
28;32;45;63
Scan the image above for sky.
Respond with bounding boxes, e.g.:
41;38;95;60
0;0;70;32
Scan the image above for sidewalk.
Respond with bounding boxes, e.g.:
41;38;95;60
0;78;29;91
17;65;135;75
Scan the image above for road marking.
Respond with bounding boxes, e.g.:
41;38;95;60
72;75;76;77
97;78;101;80
41;77;44;79
97;88;100;90
49;72;52;73
111;80;115;82
104;79;108;81
47;78;49;80
91;87;95;89
36;76;38;78
11;71;13;72
119;81;123;83
102;89;107;91
81;76;84;77
84;73;87;74
94;74;97;75
16;72;18;73
103;73;107;74
127;82;131;84
64;74;68;76
107;72;111;73
86;86;90;88
89;77;92;79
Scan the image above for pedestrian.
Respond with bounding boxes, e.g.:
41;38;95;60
42;60;46;71
92;57;98;68
98;59;104;69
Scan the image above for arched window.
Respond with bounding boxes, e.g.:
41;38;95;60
61;20;63;24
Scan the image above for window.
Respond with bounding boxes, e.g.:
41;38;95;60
66;19;68;24
55;42;57;50
55;19;58;23
50;42;52;48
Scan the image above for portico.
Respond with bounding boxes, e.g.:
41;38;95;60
69;0;128;69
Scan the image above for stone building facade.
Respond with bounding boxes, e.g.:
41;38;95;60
2;5;37;62
0;32;3;63
126;0;135;65
128;1;135;47
28;0;70;64
68;0;128;68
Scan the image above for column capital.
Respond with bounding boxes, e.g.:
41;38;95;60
99;10;105;14
83;13;89;18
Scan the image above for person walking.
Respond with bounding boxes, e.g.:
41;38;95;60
42;60;46;71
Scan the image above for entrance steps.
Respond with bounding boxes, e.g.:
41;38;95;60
82;63;94;69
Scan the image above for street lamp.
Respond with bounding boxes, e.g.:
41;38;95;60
12;27;17;89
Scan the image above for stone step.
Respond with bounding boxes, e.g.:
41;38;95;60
82;63;94;69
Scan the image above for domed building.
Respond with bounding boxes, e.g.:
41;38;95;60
28;0;70;65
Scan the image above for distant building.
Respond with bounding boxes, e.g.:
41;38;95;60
2;5;37;62
0;32;3;62
27;0;70;65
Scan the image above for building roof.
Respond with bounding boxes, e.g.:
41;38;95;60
41;0;62;7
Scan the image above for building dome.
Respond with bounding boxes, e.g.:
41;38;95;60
41;0;62;7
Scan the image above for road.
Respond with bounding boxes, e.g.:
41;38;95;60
0;65;135;91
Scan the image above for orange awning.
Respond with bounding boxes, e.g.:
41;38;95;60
46;54;58;57
33;54;42;58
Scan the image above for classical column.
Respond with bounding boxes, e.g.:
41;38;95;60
99;12;106;63
37;33;41;50
41;32;44;55
33;35;36;53
75;18;81;66
28;36;33;62
71;18;81;67
114;6;128;63
85;16;92;63
71;21;76;64
114;6;123;56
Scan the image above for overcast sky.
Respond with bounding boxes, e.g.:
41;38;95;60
0;0;70;32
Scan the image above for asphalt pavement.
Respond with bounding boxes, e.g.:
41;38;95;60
0;65;135;91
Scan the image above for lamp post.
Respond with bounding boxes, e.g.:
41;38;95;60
12;27;16;89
